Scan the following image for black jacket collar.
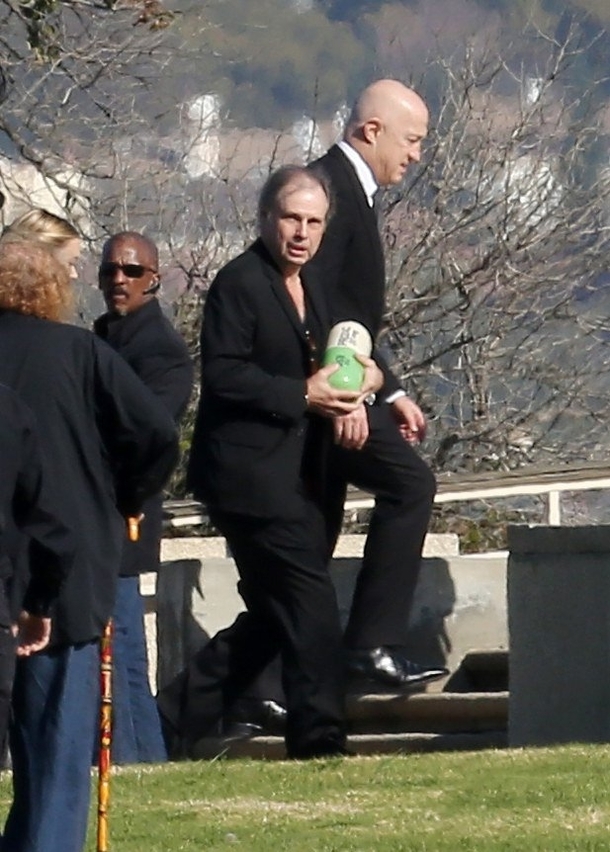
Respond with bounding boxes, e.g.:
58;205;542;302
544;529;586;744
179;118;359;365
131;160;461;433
94;297;162;344
249;238;328;345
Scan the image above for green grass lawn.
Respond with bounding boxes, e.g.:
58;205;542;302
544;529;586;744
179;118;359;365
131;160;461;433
2;746;610;851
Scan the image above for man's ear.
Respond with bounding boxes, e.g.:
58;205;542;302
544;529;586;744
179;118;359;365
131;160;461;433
143;276;161;296
361;118;382;145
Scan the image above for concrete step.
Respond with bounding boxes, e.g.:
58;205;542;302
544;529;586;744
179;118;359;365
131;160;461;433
187;691;508;760
347;690;508;734
190;729;507;761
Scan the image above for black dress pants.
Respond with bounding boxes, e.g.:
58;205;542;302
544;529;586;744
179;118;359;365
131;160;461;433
325;401;437;649
160;499;346;758
218;403;437;714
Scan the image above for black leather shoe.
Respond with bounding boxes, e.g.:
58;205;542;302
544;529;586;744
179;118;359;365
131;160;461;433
228;698;287;736
257;699;288;735
347;647;448;689
221;720;264;742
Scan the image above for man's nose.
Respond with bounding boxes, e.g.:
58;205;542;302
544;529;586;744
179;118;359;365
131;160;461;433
110;267;127;283
409;144;422;163
295;220;307;238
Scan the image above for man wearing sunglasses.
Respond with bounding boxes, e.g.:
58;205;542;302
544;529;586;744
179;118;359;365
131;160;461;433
94;232;193;764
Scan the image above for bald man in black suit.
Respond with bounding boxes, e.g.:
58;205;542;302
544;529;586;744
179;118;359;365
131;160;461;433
309;80;448;689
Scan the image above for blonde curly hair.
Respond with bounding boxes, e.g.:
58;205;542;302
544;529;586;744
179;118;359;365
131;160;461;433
0;239;73;321
3;208;79;248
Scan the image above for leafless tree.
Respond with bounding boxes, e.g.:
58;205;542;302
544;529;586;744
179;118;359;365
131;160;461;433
380;24;610;474
165;24;610;501
5;2;609;507
0;0;180;233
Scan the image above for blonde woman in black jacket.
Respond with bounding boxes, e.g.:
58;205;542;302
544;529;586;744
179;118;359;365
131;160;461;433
0;239;178;852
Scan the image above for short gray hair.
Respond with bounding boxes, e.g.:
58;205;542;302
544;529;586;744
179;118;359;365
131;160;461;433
257;164;334;229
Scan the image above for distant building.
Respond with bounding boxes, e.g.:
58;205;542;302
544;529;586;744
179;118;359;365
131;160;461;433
175;92;341;182
291;116;326;160
182;94;221;180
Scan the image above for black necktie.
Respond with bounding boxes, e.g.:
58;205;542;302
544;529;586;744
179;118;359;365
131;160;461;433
372;191;382;227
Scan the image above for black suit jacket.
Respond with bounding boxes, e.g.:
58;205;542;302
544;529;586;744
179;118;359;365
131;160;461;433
187;239;331;520
94;299;194;575
311;145;402;396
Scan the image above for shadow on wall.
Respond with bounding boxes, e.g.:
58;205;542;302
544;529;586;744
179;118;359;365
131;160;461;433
155;555;460;701
156;558;210;692
330;556;456;671
403;557;456;669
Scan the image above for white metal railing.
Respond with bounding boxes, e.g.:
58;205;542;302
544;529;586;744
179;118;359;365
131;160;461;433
164;461;610;531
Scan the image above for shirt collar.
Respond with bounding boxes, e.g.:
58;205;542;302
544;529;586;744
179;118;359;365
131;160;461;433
337;140;378;207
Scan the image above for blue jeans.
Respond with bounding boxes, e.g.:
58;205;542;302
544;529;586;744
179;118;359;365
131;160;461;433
109;575;167;764
2;642;99;852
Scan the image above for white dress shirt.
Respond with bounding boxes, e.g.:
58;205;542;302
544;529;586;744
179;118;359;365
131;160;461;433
337;141;378;207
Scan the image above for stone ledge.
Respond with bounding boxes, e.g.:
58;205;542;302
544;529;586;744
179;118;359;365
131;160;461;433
508;530;610;746
161;537;228;560
508;524;610;554
160;532;459;561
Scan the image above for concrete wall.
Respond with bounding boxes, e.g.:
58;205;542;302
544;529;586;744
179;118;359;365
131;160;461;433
508;525;610;746
146;534;508;693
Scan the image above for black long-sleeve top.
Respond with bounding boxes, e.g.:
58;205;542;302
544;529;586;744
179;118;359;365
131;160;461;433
0;310;178;645
0;384;75;627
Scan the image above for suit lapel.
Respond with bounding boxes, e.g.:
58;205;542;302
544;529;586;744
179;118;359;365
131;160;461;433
301;265;329;335
251;237;332;371
254;240;308;343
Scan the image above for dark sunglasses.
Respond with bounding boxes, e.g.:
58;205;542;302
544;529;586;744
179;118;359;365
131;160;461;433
99;262;157;279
